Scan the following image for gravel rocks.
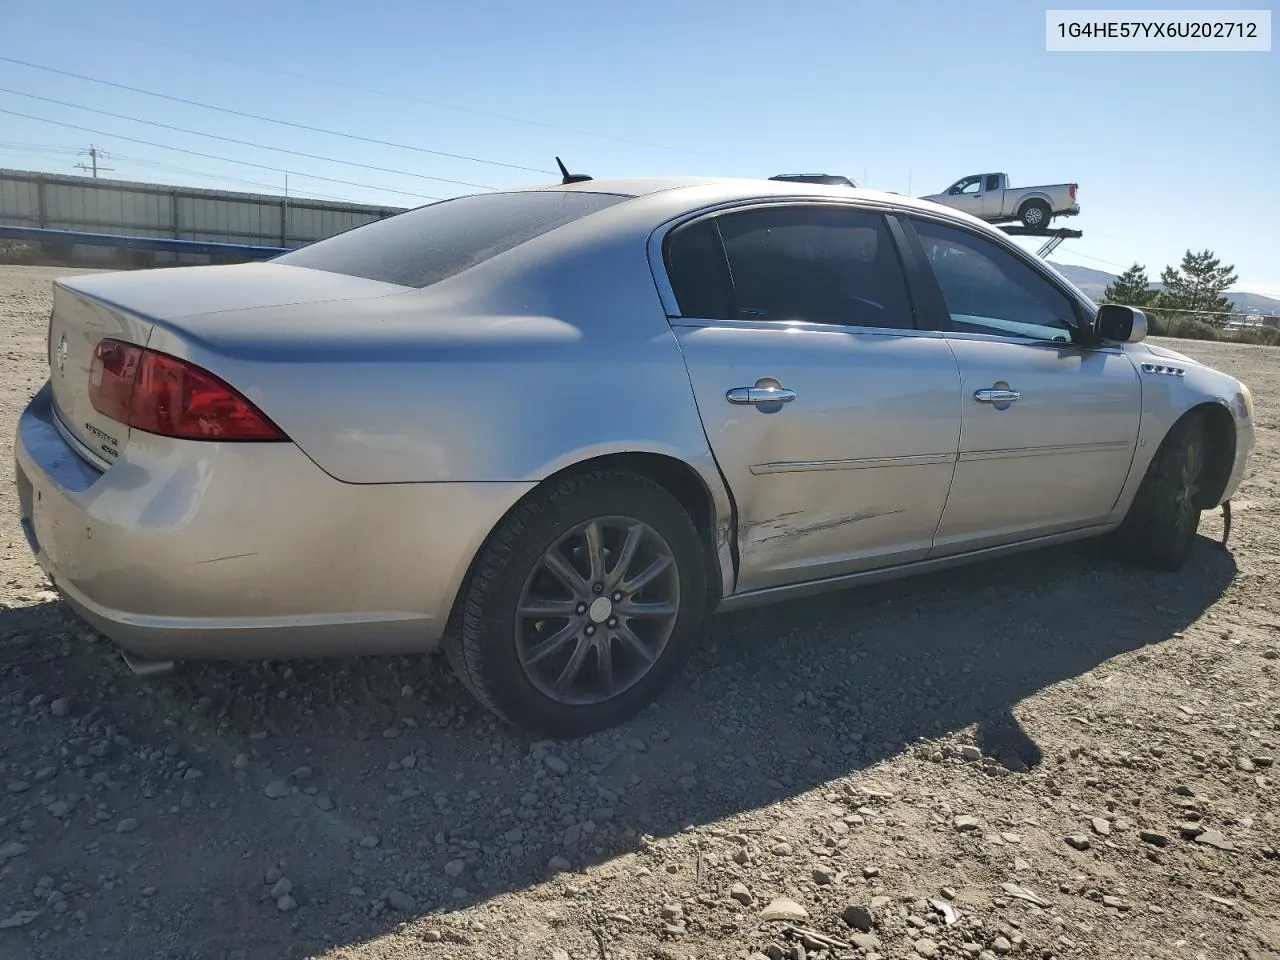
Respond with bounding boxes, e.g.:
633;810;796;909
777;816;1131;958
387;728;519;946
263;779;290;799
841;903;874;931
383;888;415;912
760;897;808;922
953;815;981;832
1194;829;1238;851
1065;834;1091;851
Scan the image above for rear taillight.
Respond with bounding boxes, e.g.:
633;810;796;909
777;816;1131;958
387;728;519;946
88;339;287;441
1070;183;1078;200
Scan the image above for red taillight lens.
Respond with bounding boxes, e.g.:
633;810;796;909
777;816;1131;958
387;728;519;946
1070;183;1078;200
89;339;286;441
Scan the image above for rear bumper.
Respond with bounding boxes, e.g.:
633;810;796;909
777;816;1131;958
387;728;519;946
16;382;532;661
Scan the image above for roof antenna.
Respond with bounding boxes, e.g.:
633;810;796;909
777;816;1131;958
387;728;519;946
555;156;593;185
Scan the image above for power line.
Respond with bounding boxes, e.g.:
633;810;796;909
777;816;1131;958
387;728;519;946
0;107;442;202
1056;249;1133;270
0;86;497;190
107;153;359;203
65;28;705;158
0;141;83;154
0;55;554;176
73;144;112;178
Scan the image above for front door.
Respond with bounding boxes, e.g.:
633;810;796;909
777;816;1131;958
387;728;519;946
659;202;963;593
944;176;984;216
904;216;1142;554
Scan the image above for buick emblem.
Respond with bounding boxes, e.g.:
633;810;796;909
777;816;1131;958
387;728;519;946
57;334;68;375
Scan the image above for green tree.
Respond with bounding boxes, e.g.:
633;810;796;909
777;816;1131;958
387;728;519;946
1157;249;1237;328
1101;263;1154;306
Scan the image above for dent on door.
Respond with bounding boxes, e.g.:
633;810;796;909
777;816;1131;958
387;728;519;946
675;324;963;592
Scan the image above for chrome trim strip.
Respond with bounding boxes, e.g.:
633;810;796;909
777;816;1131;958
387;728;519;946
958;440;1132;463
750;452;956;475
669;316;945;338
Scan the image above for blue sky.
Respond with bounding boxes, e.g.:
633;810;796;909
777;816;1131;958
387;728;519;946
1;0;1276;294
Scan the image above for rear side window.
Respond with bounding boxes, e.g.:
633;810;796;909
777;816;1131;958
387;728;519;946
664;219;733;320
711;205;915;329
275;190;631;288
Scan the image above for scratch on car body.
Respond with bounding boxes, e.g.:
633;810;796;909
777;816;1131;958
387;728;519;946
749;508;906;545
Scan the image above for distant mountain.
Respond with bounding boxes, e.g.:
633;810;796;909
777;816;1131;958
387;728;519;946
1048;262;1280;314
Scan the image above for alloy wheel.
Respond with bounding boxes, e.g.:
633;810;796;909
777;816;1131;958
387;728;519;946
514;516;681;706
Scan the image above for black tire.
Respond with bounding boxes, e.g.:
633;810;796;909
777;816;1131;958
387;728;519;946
1111;414;1207;571
443;469;707;738
1019;199;1051;228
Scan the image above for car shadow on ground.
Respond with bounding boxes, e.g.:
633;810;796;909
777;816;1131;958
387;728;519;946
0;534;1238;959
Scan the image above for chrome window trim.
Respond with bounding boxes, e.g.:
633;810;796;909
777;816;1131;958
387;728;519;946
646;196;1101;341
667;315;946;340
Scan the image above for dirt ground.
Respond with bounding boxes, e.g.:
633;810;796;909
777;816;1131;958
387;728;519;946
1;263;1277;960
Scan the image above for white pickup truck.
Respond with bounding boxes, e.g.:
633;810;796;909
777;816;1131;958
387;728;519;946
921;173;1079;228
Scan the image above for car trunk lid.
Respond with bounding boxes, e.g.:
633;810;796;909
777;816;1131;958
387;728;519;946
48;281;152;467
47;263;411;466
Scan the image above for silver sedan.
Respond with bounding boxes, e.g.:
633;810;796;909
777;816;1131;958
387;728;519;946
15;175;1256;736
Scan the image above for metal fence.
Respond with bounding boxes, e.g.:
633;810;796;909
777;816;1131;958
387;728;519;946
0;167;407;263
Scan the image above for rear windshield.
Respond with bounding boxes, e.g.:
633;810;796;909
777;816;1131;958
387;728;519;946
274;190;631;288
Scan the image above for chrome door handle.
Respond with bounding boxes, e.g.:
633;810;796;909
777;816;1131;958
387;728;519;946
974;388;1021;403
726;386;797;405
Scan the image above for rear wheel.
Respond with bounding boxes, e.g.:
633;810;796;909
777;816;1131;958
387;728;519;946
1112;415;1207;571
1019;199;1051;228
444;469;706;738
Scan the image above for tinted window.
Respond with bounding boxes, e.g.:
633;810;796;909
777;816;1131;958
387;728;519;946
911;218;1078;342
664;219;733;320
985;175;1001;192
708;205;914;329
275;190;630;288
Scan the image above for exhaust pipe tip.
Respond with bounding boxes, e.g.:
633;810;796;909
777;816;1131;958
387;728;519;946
118;648;177;678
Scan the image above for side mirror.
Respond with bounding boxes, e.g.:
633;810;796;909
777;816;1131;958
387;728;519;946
1094;304;1147;344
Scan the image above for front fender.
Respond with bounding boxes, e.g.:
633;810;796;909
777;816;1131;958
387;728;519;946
1110;347;1255;517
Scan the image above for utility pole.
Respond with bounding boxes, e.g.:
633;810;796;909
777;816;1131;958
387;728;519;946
74;145;113;178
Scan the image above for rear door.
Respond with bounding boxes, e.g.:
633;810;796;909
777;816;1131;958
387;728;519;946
900;214;1142;554
658;202;962;593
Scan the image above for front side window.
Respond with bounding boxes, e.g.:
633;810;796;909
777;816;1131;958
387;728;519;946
910;218;1079;342
949;177;982;196
668;205;914;329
